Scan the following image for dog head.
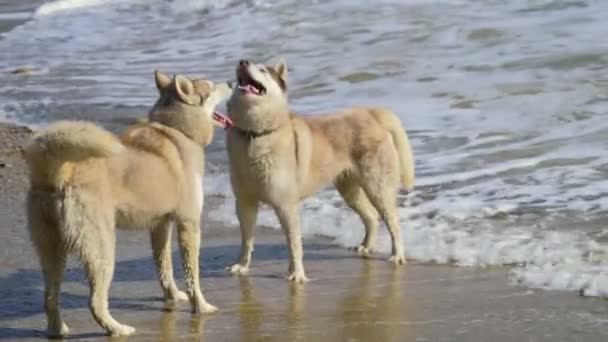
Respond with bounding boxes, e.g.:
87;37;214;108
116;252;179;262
226;58;290;132
149;70;232;146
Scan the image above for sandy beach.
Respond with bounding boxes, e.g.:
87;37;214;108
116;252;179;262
2;0;608;340
0;122;606;341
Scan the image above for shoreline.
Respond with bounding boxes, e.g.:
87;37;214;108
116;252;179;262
0;0;40;38
1;2;607;340
0;120;606;341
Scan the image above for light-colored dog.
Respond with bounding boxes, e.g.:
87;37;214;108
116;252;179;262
23;70;231;337
225;58;415;282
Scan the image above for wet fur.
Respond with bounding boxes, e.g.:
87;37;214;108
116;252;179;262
225;59;415;282
23;71;231;337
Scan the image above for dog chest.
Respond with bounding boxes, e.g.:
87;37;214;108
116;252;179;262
233;148;275;184
229;143;297;200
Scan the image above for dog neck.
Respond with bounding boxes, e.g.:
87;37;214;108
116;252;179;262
231;126;278;140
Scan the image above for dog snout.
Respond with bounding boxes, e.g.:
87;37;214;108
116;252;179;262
239;59;250;68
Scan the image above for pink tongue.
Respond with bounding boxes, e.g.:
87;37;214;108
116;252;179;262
238;84;260;95
212;111;233;129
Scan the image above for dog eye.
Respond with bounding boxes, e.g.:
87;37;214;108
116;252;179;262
259;67;266;73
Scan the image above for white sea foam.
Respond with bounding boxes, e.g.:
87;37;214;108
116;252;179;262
205;171;608;298
34;0;235;17
34;0;123;16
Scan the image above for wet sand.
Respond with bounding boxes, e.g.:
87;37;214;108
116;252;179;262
0;122;607;341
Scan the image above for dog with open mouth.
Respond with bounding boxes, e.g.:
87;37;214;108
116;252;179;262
23;70;231;337
225;58;415;282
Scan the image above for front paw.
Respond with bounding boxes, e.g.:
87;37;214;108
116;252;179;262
226;263;250;275
163;289;189;309
193;302;218;314
48;322;70;338
286;271;309;283
171;290;189;302
388;254;407;265
352;245;374;257
165;289;189;302
109;324;136;337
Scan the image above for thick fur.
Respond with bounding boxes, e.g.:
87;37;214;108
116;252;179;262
225;59;415;282
24;70;231;337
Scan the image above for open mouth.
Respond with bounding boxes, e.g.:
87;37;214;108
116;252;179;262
237;67;266;96
212;111;233;129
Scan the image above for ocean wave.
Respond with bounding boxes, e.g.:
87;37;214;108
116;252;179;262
33;0;237;17
205;172;608;298
35;0;136;17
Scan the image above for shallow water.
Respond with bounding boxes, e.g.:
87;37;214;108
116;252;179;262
1;0;607;296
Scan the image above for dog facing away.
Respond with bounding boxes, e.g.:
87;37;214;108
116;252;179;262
225;58;415;282
23;70;232;337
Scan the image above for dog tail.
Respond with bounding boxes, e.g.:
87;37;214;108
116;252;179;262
24;121;124;183
374;109;415;191
25;120;124;162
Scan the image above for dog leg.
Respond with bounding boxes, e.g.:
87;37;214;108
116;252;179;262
33;230;70;337
151;219;188;306
27;196;70;338
176;220;217;314
273;204;309;283
40;244;69;338
362;185;406;265
227;198;258;275
82;231;136;336
335;178;380;257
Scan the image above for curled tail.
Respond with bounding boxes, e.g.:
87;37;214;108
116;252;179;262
24;121;124;185
374;109;415;191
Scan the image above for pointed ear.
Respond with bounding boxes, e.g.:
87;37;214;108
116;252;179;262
202;81;231;112
273;57;288;82
154;69;172;92
173;74;196;105
212;81;232;102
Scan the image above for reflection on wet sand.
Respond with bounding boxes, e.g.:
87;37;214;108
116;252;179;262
156;308;207;342
158;311;177;342
334;260;409;341
237;276;264;342
285;283;307;341
234;275;308;341
228;259;409;341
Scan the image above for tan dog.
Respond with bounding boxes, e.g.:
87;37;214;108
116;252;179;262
23;70;232;337
225;59;415;282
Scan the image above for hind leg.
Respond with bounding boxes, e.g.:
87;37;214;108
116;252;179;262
27;195;70;337
335;177;379;257
30;224;70;337
363;185;406;264
81;230;135;336
39;243;70;337
360;138;406;264
150;219;188;306
359;160;406;265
